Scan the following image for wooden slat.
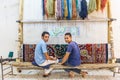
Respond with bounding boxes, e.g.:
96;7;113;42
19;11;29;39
21;19;112;24
10;62;120;69
51;63;120;69
12;62;33;67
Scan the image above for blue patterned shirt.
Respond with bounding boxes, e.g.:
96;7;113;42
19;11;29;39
34;40;47;65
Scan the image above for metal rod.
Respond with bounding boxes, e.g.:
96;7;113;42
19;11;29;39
3;66;11;71
3;71;12;76
2;62;7;65
1;56;4;80
11;64;13;75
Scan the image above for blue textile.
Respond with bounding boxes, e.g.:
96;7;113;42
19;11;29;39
66;0;72;20
61;0;64;19
79;0;88;19
77;0;82;15
42;0;45;16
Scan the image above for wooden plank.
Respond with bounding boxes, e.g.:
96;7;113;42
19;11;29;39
21;19;112;24
51;63;120;69
12;62;33;67
10;62;120;69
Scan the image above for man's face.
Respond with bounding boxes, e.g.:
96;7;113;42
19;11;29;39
42;34;49;42
64;35;72;43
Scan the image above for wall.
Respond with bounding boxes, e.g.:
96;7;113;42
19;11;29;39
111;0;120;58
0;0;19;58
0;0;120;58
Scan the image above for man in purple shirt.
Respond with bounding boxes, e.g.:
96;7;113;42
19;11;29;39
59;33;88;78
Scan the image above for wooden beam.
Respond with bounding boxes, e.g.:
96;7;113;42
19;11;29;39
9;62;120;70
21;19;112;23
107;0;116;63
17;0;23;60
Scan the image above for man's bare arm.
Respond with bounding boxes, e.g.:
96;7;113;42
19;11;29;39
60;52;70;64
44;52;56;60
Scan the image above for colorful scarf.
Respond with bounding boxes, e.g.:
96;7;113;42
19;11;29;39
79;0;88;19
64;0;68;18
96;0;101;11
66;0;72;20
44;0;48;17
101;0;107;12
72;0;77;19
61;0;64;19
88;0;97;14
56;0;62;19
42;0;45;16
46;0;54;16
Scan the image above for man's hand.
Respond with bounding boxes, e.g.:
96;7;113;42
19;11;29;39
52;57;57;60
60;52;70;64
58;63;62;65
44;52;57;60
50;56;57;60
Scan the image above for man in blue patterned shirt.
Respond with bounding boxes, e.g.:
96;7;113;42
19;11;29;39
34;31;58;77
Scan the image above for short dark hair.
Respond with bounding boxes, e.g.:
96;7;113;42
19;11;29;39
65;32;72;37
42;31;50;37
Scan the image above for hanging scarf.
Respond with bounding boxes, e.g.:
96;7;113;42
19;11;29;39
55;0;57;19
96;0;101;11
88;0;97;14
61;0;64;19
101;0;107;12
42;0;45;16
72;0;77;19
56;0;62;19
69;0;72;19
44;0;48;17
66;0;72;20
76;0;81;15
79;0;88;20
46;0;54;16
64;0;68;18
76;0;82;19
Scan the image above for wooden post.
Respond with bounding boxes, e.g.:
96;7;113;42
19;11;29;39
107;0;116;63
17;0;23;61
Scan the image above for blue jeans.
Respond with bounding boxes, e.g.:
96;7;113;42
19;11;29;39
59;59;81;74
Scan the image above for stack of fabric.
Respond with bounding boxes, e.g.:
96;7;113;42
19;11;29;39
42;0;107;20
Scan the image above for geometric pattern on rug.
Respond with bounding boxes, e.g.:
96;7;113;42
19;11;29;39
23;44;108;64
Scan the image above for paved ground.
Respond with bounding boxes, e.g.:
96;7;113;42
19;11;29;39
0;65;120;80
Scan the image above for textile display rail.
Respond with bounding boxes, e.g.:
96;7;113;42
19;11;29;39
16;18;116;23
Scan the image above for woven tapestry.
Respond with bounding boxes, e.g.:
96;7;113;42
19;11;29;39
23;44;108;63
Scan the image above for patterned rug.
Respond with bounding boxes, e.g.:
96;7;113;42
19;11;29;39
23;44;108;63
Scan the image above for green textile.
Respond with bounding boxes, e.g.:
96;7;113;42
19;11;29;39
88;0;97;14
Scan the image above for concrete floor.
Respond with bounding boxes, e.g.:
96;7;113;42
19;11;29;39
0;65;120;80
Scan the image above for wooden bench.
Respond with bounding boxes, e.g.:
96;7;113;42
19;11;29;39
9;62;120;77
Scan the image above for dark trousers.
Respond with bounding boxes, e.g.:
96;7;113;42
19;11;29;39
59;59;81;74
